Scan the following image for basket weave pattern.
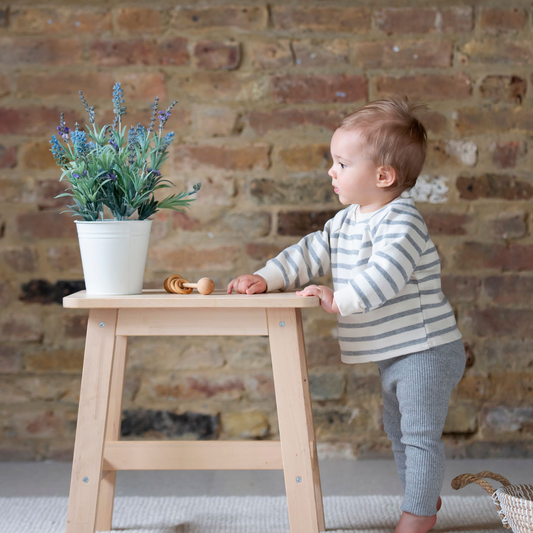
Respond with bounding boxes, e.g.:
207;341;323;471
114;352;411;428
452;471;533;533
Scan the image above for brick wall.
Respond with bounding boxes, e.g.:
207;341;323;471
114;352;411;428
0;1;532;461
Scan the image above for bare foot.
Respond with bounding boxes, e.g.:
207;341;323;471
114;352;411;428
393;511;437;533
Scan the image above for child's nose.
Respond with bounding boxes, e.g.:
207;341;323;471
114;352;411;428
328;166;335;178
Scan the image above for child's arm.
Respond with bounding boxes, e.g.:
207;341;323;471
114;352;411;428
334;211;430;316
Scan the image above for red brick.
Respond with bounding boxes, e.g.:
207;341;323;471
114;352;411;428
0;74;9;97
292;39;349;67
454;242;533;271
148;245;240;271
114;8;163;33
457;175;533;201
174;144;270;171
246;243;284;262
0;246;37;272
453;108;533;135
375;73;471;101
248;40;293;69
375;7;473;34
0;37;83;65
272;75;367;104
172;212;201;231
10;7;112;34
463;308;533;337
0;314;42;342
248;109;344;136
278;210;338;236
0;106;82;136
486;212;527;240
192;107;239;137
423;212;471;235
271;7;371;32
479;8;526;34
483;275;533;305
460;40;533;65
279;144;331;172
441;275;481;303
17;212;77;239
18;141;57;171
35;180;69;210
194;40;241;70
63;314;88;339
489;141;527;169
12;410;65;439
89;38;189;67
0;145;17;168
172;6;267;31
0;177;34;204
354;40;452;69
423;112;448;135
479;75;526;103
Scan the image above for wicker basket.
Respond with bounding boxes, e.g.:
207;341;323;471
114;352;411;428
452;471;533;533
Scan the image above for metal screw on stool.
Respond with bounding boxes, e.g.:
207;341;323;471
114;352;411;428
279;321;285;327
83;477;89;483
296;477;302;483
99;322;105;328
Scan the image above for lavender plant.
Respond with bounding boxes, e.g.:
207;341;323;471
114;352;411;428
50;83;200;221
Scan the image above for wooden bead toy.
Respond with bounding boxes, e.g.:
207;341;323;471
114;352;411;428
164;274;215;295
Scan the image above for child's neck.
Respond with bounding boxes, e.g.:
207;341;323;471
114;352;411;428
359;191;403;213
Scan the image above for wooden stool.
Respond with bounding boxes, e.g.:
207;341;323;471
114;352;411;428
63;289;326;533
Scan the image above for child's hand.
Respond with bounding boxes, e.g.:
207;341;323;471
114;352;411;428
227;274;267;295
296;285;339;314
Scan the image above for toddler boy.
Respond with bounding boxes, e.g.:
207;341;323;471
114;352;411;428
227;96;466;533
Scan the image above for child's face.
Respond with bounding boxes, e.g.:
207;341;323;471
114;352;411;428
328;128;381;208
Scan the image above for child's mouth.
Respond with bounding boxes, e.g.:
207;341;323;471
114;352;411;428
334;187;339;193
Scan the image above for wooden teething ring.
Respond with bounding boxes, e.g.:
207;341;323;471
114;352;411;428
164;274;215;295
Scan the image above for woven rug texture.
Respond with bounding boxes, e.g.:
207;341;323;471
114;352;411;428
0;495;506;533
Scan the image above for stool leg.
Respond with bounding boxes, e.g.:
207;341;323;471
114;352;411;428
267;308;326;533
66;309;118;533
96;335;128;532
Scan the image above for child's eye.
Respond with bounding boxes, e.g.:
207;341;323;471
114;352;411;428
339;162;346;169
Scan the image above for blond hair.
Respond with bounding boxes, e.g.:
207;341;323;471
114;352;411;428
338;96;428;190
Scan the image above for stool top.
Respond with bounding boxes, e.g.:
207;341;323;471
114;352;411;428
63;289;321;309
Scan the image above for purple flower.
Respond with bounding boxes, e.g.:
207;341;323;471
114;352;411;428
147;167;162;177
108;139;119;152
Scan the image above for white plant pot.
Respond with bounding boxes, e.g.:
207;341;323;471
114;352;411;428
75;220;152;295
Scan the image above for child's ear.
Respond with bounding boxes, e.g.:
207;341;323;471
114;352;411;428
376;165;396;188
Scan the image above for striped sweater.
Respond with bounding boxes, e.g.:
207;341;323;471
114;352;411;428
255;189;462;363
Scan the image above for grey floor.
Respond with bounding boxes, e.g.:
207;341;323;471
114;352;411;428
0;459;531;498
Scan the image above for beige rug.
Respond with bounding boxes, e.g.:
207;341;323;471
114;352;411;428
0;495;505;532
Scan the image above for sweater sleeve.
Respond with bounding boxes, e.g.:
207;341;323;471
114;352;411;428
334;209;429;316
254;219;333;292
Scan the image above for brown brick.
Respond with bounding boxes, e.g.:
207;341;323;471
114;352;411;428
10;7;112;34
486;212;527;240
278;210;338;236
18;141;57;171
482;405;533;434
354;40;452;69
0;145;17;169
172;6;267;31
89;38;189;67
443;403;478;434
0;345;22;373
17;212;77;239
0;107;82;136
0;246;37;272
35;180;67;210
453;108;533;135
25;349;83;373
457;175;533;201
192;107;239;137
0;314;42;342
63;314;88;338
375;7;473;34
483;275;533;306
248;40;293;69
425;140;477;168
375;73;471;101
272;6;370;32
0;37;83;65
148;245;240;271
174;144;270;171
475;339;533;373
463;308;533;338
245;243;284;262
0;177;34;204
454;242;533;271
490;141;527;169
46;245;82;273
0;74;9;97
278;144;332;171
10;410;65;439
249;177;337;206
248;109;344;136
292;40;349;67
479;8;526;34
114;8;163;33
441;275;481;303
423;212;470;235
272;75;367;104
460;40;533;65
423;112;448;135
194;40;241;70
479;75;526;104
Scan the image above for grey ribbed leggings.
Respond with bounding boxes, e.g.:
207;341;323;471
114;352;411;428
375;339;466;517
